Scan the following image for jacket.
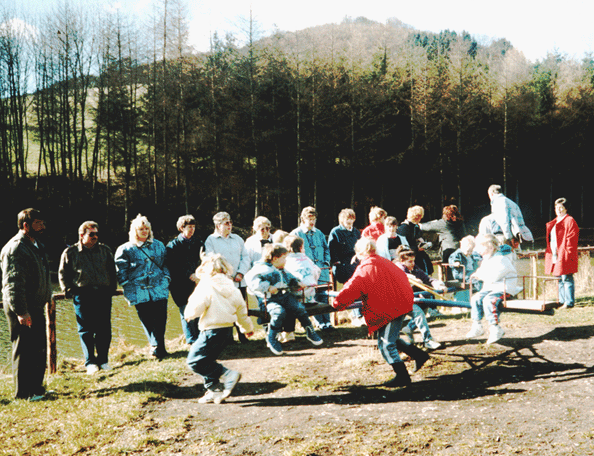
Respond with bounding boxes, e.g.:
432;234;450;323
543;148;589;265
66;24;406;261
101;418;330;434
284;252;321;302
58;241;117;297
1;232;52;316
545;214;579;276
420;218;465;253
490;193;534;242
327;224;360;283
361;222;385;241
290;226;331;284
448;249;483;281
165;234;204;304
184;273;253;333
332;254;413;335
376;233;408;261
115;239;170;305
204;232;250;287
473;250;522;295
245;261;301;300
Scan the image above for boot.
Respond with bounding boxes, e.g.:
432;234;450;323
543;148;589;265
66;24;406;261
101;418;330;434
397;339;430;372
382;362;411;388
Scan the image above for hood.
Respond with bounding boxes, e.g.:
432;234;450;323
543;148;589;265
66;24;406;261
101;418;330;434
209;273;236;298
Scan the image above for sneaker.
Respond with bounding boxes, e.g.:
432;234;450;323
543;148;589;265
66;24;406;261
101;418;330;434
400;325;414;345
198;387;225;404
424;339;442;350
426;308;443;320
28;394;46;402
266;330;284;355
486;325;505;345
100;363;112;371
352;317;365;327
220;370;241;399
86;364;100;375
305;326;323;346
277;331;295;344
466;323;484;338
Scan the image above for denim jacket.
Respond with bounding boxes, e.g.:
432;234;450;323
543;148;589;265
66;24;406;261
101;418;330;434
245;261;301;300
115;239;170;305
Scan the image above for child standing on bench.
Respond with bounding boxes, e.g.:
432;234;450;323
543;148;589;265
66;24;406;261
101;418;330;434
184;254;254;404
245;244;323;355
466;234;522;345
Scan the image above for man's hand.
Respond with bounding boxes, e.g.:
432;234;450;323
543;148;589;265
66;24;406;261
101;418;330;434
18;312;32;327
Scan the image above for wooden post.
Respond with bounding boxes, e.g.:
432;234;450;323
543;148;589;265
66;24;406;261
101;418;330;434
47;297;57;374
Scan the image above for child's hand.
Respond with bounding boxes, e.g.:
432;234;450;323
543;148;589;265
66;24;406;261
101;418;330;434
269;286;278;295
452;261;461;267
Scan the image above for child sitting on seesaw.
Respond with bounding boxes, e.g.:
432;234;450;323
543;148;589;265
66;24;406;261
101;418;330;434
448;235;483;284
245;243;323;356
466;234;522;345
332;238;429;387
184;253;254;404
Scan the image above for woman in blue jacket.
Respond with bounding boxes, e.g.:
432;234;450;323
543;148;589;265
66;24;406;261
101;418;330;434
115;214;171;359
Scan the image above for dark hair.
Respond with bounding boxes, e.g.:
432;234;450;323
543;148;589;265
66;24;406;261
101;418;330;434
284;235;304;253
17;208;43;230
443;205;463;222
262;244;288;263
396;245;415;261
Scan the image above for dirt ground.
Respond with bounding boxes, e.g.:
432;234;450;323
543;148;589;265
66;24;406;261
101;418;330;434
141;308;594;455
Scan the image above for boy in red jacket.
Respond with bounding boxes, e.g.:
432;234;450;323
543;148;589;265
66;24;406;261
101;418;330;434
332;238;429;387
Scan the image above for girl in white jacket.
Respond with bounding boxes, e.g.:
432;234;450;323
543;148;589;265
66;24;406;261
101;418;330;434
466;234;522;345
184;254;254;404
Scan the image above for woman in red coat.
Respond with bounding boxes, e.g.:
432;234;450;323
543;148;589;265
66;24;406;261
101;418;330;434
332;238;429;387
545;198;579;309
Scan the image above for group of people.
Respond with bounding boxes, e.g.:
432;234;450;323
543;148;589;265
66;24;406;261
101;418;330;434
0;184;580;402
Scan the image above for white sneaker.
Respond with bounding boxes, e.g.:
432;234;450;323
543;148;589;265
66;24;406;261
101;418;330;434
100;363;112;371
86;364;100;375
277;331;295;344
198;388;225;404
352;317;365;327
400;325;414;345
466;323;484;338
486;325;505;345
424;339;442;350
220;370;241;399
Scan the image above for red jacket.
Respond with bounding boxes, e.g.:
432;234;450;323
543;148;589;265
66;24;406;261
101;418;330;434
545;215;579;276
332;254;413;334
362;222;385;241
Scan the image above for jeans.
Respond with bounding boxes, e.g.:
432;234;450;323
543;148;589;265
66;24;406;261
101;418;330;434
405;304;432;343
312;290;331;328
187;327;232;390
178;303;200;345
376;315;406;365
558;274;575;307
266;292;312;332
470;290;504;326
72;288;112;366
135;299;168;353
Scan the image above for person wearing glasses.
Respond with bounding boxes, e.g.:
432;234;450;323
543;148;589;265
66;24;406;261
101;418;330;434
59;221;117;374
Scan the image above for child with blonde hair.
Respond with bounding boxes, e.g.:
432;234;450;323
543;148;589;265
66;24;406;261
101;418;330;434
184;254;254;404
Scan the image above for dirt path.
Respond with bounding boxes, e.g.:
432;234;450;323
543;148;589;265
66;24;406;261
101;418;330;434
142;310;594;455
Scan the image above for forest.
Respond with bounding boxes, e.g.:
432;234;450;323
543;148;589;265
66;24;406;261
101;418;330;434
1;1;593;252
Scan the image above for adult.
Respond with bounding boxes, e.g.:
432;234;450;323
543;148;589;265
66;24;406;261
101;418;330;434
487;184;533;246
165;215;204;345
115;214;170;359
545;198;579;309
245;216;273;268
361;206;387;240
204;211;251;342
420;205;466;265
376;216;408;261
328;208;362;325
397;205;433;275
1;208;52;400
290;206;333;330
59;221;117;374
332;238;429;387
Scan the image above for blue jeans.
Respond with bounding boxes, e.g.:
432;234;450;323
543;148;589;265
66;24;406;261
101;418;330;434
267;292;312;332
376;315;406;364
312;290;331;328
178;303;200;344
72;288;112;366
405;304;432;343
470;290;504;326
135;299;168;353
558;274;575;307
187;327;232;390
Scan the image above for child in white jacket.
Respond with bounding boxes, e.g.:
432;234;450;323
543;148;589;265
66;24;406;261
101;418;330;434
184;254;254;404
466;234;522;345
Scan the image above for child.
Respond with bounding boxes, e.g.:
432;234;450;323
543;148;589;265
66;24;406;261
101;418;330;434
361;206;387;241
184;254;254;404
466;234;522;344
448;235;483;283
332;238;429;387
245;244;323;355
393;246;442;350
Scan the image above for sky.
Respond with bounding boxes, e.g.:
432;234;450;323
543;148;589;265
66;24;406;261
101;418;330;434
10;0;594;62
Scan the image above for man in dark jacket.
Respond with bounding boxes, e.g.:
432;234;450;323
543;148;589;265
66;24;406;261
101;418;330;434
1;208;52;401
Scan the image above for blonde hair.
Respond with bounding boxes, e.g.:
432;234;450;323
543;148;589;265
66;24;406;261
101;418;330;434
300;206;317;223
406;205;424;221
369;206;387;223
196;253;233;279
284;234;303;253
129;214;154;245
252;216;271;232
460;235;475;250
272;230;289;244
384;216;398;228
176;215;196;231
354;237;376;258
475;233;499;251
338;208;356;225
213;212;231;225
